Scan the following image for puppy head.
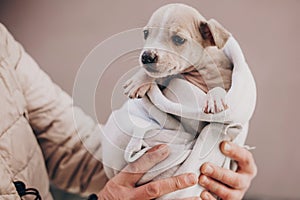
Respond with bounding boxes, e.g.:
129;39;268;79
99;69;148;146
140;3;231;78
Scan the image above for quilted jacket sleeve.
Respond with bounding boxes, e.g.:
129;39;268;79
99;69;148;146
3;24;108;196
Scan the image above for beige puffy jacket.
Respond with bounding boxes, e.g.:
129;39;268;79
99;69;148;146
0;23;108;199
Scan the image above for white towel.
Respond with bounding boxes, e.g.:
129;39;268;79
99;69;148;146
100;36;256;199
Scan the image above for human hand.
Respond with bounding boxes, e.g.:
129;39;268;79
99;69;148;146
199;141;257;200
98;144;199;200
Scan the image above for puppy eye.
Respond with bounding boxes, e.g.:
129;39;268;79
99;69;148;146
172;35;186;46
143;30;149;40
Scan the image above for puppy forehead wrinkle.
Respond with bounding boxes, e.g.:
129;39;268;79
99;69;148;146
169;26;191;38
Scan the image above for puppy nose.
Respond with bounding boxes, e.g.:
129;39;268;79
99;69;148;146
141;50;158;64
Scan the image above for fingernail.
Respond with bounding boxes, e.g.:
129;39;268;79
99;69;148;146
199;175;208;185
224;142;231;152
202;191;210;200
186;173;197;185
203;164;213;175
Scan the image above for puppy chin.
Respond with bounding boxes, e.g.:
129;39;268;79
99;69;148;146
142;62;187;78
145;68;183;78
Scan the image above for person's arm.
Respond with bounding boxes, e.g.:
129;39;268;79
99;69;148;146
97;144;199;200
8;34;108;195
199;141;257;200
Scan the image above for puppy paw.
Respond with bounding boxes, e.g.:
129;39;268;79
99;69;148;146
203;87;228;114
123;70;154;98
124;82;152;98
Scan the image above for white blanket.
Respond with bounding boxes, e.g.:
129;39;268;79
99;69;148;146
100;36;256;199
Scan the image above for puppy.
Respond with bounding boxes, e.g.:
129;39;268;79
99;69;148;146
101;3;257;199
124;3;233;113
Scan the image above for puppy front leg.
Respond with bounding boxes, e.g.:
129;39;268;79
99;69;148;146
123;69;155;98
203;87;228;113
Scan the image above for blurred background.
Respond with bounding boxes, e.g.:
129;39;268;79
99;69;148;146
0;0;299;199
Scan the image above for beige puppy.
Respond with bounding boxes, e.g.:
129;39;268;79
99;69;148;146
124;3;233;113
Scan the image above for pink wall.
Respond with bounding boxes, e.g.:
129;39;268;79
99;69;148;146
1;1;299;199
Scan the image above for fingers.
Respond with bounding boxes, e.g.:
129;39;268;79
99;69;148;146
180;197;201;200
132;173;198;199
198;142;257;200
114;144;170;186
99;144;199;200
199;175;238;200
200;190;216;200
220;141;257;176
200;163;249;190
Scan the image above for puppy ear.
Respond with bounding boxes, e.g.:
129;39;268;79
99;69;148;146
199;19;231;49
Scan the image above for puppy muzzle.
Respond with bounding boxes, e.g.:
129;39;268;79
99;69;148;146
141;50;160;73
141;50;158;64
